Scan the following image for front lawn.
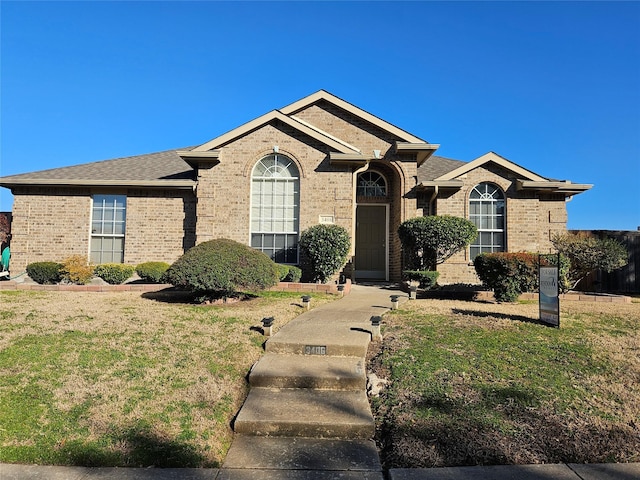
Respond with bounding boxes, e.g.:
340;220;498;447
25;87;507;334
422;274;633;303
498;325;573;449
0;289;336;467
370;298;640;467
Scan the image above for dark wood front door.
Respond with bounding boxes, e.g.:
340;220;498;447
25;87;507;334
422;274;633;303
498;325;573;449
355;205;387;280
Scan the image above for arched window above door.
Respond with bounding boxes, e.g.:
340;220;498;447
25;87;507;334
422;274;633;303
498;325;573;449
357;171;387;197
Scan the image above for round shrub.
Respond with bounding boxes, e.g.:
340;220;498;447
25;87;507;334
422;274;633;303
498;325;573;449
163;238;279;297
136;262;170;283
61;255;95;285
26;261;63;284
398;215;477;270
299;224;351;283
94;263;135;285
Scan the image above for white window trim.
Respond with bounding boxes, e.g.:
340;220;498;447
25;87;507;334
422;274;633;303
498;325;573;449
469;183;506;258
249;154;300;264
90;194;126;264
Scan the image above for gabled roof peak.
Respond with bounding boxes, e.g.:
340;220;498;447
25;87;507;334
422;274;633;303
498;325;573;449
192;90;430;153
437;151;548;182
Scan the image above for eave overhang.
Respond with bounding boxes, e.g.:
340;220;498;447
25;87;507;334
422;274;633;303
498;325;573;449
176;149;221;169
328;152;369;167
395;142;440;166
0;179;196;189
417;180;464;190
517;180;593;196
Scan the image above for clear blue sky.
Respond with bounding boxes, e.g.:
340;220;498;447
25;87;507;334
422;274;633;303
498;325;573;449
1;1;639;230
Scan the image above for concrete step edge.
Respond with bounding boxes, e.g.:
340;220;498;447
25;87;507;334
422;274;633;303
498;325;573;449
249;354;366;390
233;388;374;439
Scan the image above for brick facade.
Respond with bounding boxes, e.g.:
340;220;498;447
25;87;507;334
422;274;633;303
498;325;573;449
3;92;585;284
426;163;570;285
8;187;196;273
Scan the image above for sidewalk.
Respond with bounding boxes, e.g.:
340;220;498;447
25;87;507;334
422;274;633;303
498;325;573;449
1;284;638;479
1;461;639;479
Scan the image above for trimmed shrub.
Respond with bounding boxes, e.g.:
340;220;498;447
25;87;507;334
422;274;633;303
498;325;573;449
551;232;628;289
277;264;302;283
26;261;63;285
136;261;170;283
474;252;570;302
94;263;135;285
61;255;95;285
398;215;477;270
163;238;279;297
299;224;351;283
402;270;439;289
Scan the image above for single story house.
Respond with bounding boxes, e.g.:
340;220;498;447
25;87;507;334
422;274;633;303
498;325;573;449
0;90;592;284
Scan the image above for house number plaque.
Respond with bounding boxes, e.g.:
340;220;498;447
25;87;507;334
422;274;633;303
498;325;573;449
304;345;327;355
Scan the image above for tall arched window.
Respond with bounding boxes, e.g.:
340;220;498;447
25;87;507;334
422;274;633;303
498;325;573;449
469;182;505;259
250;154;300;263
357;171;387;197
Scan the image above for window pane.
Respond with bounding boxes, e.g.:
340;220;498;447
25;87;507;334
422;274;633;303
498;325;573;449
469;183;505;259
251;156;299;262
91;194;126;264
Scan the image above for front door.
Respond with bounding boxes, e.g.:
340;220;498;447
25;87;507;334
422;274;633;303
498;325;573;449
355;205;387;280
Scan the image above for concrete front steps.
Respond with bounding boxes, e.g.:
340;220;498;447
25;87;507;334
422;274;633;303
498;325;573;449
223;342;382;478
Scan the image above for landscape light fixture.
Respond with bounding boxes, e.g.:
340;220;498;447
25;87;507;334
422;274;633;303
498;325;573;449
409;284;417;300
390;295;400;310
370;315;382;341
302;295;311;310
261;316;275;336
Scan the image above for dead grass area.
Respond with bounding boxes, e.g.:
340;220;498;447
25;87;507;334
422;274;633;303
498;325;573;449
0;289;336;467
369;298;640;468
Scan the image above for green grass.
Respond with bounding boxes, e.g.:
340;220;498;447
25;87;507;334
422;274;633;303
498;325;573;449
0;289;337;467
373;300;640;467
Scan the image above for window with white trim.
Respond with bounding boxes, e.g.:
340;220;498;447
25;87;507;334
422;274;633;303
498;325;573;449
250;154;300;263
357;171;387;197
91;194;126;263
469;183;505;259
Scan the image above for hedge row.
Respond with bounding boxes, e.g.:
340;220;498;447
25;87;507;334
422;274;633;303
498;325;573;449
26;259;171;285
474;252;570;302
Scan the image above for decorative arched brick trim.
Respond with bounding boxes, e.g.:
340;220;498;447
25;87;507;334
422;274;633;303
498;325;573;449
242;149;306;178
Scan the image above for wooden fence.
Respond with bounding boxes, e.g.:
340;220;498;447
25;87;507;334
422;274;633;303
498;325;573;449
570;230;640;294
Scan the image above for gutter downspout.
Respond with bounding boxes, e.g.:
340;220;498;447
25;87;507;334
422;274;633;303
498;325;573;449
351;161;371;281
429;185;439;215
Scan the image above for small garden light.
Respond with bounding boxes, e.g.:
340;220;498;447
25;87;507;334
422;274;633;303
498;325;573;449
370;315;383;341
390;295;400;310
261;316;275;336
301;295;311;310
337;284;345;297
409;284;418;300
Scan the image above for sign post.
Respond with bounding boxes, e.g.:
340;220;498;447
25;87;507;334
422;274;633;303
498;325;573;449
539;254;560;327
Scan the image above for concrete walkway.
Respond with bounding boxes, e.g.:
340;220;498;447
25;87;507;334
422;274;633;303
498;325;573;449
1;284;639;479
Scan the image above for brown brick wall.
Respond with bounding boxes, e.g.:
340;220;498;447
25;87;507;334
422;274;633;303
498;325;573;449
195;111;418;282
432;163;569;284
10;188;92;273
8;187;196;274
125;189;196;265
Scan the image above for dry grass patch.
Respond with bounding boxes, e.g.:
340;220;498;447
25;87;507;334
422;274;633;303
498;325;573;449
370;298;640;468
0;289;336;467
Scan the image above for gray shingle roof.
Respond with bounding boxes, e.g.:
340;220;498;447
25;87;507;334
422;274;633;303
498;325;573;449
417;155;467;182
0;149;196;187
